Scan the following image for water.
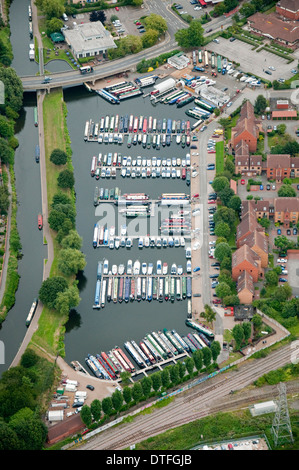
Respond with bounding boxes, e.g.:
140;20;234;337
0;94;47;377
63;86;195;369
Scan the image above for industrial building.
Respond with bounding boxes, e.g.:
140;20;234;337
63;22;117;59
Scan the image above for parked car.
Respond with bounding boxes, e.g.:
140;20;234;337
279;277;288;282
86;385;94;391
193;266;200;272
277;229;281;235
241;179;245;185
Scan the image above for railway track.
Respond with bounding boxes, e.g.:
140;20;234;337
76;344;296;450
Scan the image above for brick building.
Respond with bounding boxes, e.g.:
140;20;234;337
232;244;264;283
274;197;299;227
276;0;299;21
237;271;255;304
231;101;262;153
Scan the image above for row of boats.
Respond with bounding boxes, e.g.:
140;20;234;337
94;274;192;308
92;165;191;183
91;153;191;173
93;260;192;308
84;115;192;142
93;228;190;249
85;326;212;379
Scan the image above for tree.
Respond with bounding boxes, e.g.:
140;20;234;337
122;386;132;404
202;347;212;368
273;284;292;303
61;230;83;250
169;364;180;385
215;221;230;239
80;405;92;427
57;169;75;189
101;397;113;415
0;67;23;116
0;420;20;450
160;368;170;388
214;242;231;262
265;269;279;286
141;29;159;48
277;185;296;197
201;304;216;325
242;322;252;342
132;382;143;403
42;0;65;20
212;176;229;193
254;94;267;114
213;206;236;226
20;349;39;369
111;389;123;412
90;399;102;421
274;235;295;253
277;124;286;135
185;357;195;376
55;285;80;315
232;323;244;350
50;148;68;166
239;2;256;17
252;313;262;334
210;341;221;362
0;186;10;215
58;248;86;276
192;349;203;371
141;376;152;398
178;361;186;380
0;138;14;165
46;17;64;36
175;20;204;48
218;186;234;206
216;282;232;299
89;10;106;24
228;195;242;213
151;372;162;392
143;14;167;36
38;276;68;309
9;411;47;450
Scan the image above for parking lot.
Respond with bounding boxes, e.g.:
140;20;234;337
208;37;296;82
286;252;299;295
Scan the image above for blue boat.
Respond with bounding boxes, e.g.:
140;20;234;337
124;277;130;303
94;279;101;307
35;144;40;163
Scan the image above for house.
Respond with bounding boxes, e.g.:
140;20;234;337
63;22;117;59
247;12;299;49
241;199;272;220
238;229;268;268
237;271;255;304
276;0;299;21
232;244;263;283
234;138;263;176
231;101;262;153
266;154;291;182
274;197;299;227
236;210;265;247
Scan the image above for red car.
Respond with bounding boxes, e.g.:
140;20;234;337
115;6;119;10
208;200;216;204
136;21;141;25
241;179;245;185
213;299;221;304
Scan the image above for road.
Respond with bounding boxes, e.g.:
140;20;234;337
74;342;295;450
21;1;233;91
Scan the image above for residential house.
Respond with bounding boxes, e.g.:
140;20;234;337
266;154;291;182
236;210;265;248
238;229;268;268
274;197;299;227
237;271;255;305
232;244;264;283
231;100;262;153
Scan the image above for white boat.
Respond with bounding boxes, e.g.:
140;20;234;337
144;237;149;247
112;264;118;275
133;260;140;275
142;262;147;275
156;260;162;275
162;263;168;275
118;264;125;275
127;259;133;275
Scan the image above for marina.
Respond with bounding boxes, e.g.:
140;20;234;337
85;325;213;381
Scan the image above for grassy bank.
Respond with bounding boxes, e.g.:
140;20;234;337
30;88;75;357
215;141;224;174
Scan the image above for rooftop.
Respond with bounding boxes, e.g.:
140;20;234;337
247;12;299;43
63;22;116;54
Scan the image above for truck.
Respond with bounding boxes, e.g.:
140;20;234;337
48;410;64;422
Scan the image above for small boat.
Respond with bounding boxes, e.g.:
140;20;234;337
38;214;43;230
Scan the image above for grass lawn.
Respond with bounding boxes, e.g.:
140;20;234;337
215;141;224;174
30;89;74;356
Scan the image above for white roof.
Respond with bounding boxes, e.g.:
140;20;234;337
63;22;116;54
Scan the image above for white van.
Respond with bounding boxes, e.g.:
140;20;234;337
62;13;68;21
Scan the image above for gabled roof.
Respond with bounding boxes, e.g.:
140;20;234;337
238;229;268;255
237;270;254;294
232;244;261;269
274;197;299;213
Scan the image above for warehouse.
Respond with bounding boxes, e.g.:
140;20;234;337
63;22;117;59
